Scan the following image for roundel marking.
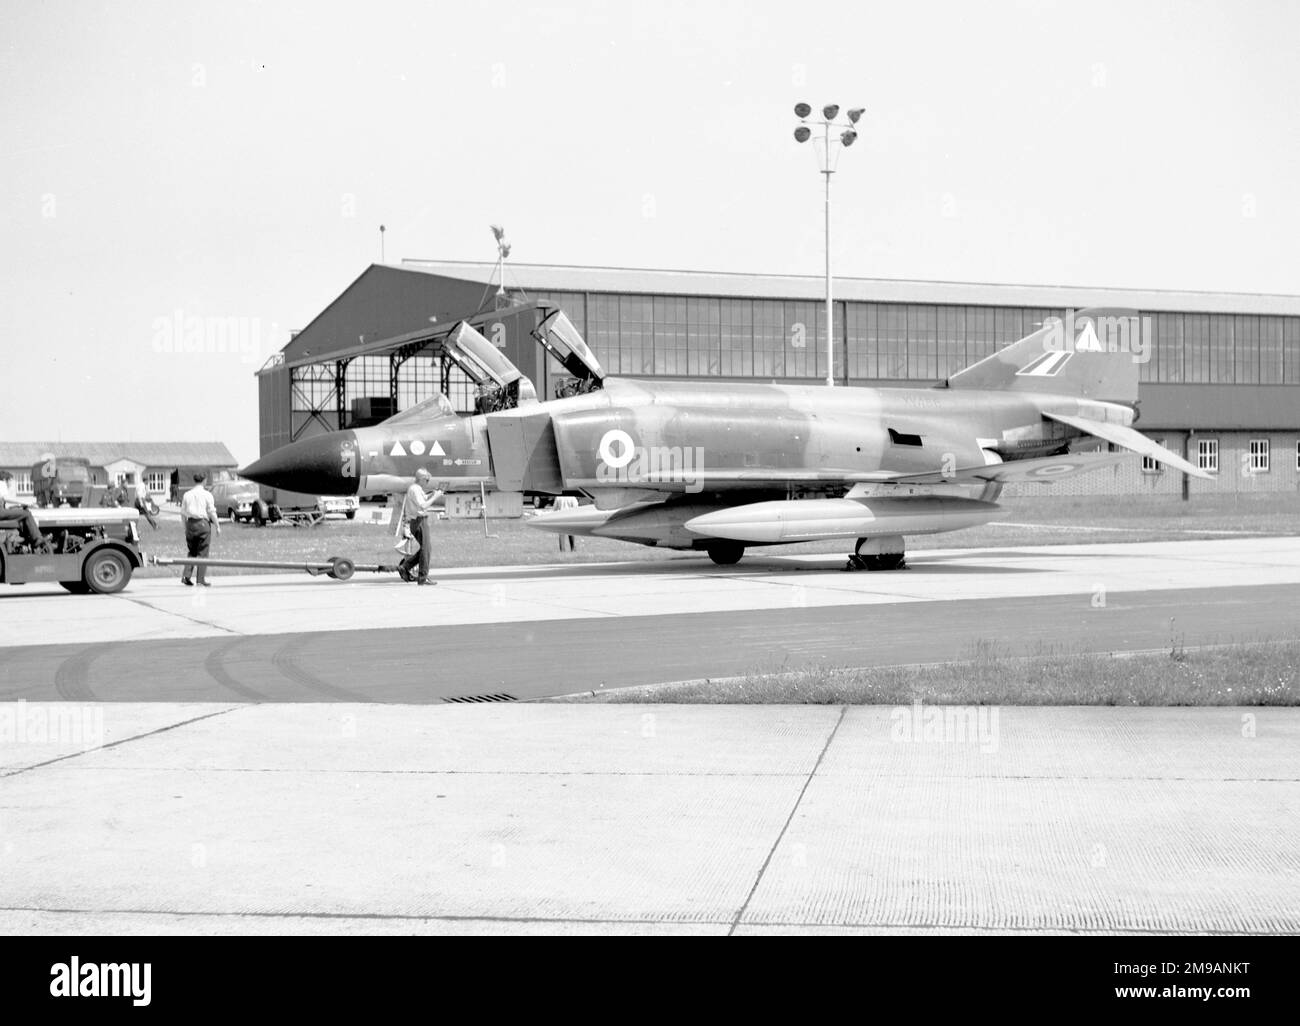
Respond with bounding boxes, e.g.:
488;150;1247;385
598;429;636;469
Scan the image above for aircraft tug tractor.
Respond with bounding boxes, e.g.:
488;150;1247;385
0;507;144;594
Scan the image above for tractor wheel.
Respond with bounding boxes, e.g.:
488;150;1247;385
83;549;131;594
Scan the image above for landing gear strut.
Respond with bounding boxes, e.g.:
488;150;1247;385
844;536;907;572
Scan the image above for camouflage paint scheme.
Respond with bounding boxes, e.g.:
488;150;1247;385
242;309;1208;566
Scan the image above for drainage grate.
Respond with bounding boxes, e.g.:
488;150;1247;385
442;693;518;704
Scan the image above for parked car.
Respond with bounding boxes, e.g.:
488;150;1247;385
210;475;263;523
317;495;360;519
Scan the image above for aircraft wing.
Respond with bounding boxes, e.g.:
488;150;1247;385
1043;412;1211;478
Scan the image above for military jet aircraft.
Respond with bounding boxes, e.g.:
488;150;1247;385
241;306;1208;568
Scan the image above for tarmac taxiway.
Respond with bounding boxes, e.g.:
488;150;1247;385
1;535;1297;934
1;536;1297;701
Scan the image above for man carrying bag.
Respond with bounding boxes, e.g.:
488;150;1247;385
395;468;441;585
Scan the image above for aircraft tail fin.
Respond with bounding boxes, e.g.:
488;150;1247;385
946;308;1144;402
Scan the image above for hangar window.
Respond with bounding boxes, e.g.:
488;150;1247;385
145;471;169;493
10;470;32;494
1142;439;1165;473
1197;439;1218;473
1249;439;1269;473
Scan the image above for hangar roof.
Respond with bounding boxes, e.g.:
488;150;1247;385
0;442;237;469
399;259;1300;317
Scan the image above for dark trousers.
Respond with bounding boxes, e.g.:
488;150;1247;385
0;507;45;550
184;518;211;583
398;516;431;581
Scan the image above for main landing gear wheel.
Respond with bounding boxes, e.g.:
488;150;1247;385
845;538;907;572
706;541;745;566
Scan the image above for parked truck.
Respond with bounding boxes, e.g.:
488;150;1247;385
30;455;94;508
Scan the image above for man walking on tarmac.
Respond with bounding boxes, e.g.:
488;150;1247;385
397;467;441;585
180;472;220;586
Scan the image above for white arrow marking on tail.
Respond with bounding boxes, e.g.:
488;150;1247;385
1074;320;1104;351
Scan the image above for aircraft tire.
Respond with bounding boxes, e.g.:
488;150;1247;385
706;542;745;566
863;553;906;571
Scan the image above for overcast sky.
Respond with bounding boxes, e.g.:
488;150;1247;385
2;0;1296;464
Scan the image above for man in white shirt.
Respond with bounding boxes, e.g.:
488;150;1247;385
397;468;441;585
179;472;220;586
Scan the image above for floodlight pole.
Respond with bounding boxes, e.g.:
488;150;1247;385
794;104;862;387
823;121;834;388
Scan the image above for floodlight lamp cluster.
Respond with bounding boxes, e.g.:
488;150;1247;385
490;223;511;260
793;102;864;147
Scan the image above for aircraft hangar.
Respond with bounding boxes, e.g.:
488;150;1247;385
257;260;1300;498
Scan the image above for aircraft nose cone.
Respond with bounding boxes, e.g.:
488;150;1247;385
240;431;358;496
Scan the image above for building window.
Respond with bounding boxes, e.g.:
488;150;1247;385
290;364;337;412
1197;439;1218;473
145;471;169;493
11;471;33;494
1142;439;1165;473
1248;439;1269;473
